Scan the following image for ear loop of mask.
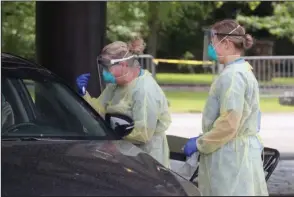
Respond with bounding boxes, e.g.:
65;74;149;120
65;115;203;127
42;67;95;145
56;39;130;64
213;25;242;58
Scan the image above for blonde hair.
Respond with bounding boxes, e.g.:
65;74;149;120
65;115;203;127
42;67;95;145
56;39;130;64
212;19;254;50
100;37;146;67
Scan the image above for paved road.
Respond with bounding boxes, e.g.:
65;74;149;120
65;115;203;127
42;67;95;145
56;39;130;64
167;113;294;195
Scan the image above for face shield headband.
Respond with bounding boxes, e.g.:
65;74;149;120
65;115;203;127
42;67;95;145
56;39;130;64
209;25;245;46
96;52;137;71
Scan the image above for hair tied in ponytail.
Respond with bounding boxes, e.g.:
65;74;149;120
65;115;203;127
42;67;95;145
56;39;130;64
128;37;146;55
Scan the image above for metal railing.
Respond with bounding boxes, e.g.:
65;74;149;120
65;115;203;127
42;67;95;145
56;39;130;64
244;56;294;79
246;56;294;97
137;55;294;97
137;54;157;78
217;56;294;97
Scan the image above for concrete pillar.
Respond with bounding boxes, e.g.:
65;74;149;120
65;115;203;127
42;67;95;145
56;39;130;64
36;1;106;97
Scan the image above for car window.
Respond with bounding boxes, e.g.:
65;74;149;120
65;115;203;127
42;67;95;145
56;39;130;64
1;69;116;140
24;79;36;103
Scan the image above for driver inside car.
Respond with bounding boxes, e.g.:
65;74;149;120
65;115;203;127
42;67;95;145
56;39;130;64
1;94;15;130
75;38;172;168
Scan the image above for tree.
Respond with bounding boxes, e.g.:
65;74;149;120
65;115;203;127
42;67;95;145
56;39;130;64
106;2;146;42
237;2;294;43
1;2;36;60
106;2;188;57
106;2;261;59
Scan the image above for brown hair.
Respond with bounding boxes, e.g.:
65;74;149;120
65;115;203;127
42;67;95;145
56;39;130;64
100;37;146;66
212;19;254;50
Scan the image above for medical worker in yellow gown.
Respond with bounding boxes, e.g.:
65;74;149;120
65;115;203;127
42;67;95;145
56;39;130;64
183;20;269;196
76;38;171;168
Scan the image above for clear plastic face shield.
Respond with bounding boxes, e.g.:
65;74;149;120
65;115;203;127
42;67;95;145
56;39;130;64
96;52;137;85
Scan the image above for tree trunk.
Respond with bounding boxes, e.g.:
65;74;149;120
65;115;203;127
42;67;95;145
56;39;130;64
146;2;160;57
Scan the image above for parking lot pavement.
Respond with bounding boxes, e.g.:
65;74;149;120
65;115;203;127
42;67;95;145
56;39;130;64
268;160;294;195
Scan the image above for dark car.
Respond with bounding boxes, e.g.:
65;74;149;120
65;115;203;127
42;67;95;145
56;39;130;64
1;53;201;196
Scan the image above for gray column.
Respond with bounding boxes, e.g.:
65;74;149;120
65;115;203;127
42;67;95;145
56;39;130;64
36;1;106;97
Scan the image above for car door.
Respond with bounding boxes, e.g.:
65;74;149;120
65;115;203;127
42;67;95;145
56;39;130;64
1;71;118;196
1;76;42;196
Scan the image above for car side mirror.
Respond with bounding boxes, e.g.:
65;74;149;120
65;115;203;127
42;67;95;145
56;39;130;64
104;113;134;138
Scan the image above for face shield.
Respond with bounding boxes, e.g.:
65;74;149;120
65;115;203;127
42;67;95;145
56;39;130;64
96;54;137;85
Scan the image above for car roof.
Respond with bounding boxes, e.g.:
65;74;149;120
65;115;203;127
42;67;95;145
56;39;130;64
1;53;59;81
1;53;43;69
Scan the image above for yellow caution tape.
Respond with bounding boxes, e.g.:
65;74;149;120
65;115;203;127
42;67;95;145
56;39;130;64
153;58;214;66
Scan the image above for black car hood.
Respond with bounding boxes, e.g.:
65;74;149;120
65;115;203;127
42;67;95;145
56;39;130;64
2;139;196;196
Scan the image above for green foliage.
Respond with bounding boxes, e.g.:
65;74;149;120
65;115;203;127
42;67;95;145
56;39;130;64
237;2;294;43
177;51;195;72
156;2;217;60
183;51;194;59
106;2;197;42
1;1;36;59
247;1;261;11
2;1;294;63
106;2;147;41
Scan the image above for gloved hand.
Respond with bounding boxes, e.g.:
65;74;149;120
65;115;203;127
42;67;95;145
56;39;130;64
184;137;199;157
76;73;90;96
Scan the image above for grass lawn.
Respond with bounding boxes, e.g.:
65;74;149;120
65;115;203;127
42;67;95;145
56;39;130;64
165;91;294;113
157;73;294;85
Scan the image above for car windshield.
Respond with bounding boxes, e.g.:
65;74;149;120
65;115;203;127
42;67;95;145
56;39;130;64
1;65;117;140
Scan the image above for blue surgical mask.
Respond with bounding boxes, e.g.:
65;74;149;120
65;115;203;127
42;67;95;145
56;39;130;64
102;70;116;84
207;44;218;61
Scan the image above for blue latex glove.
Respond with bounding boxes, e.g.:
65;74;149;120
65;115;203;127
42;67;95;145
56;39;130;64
184;137;199;157
76;73;90;96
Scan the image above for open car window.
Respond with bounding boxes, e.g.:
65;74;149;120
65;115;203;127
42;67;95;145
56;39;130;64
1;66;117;140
